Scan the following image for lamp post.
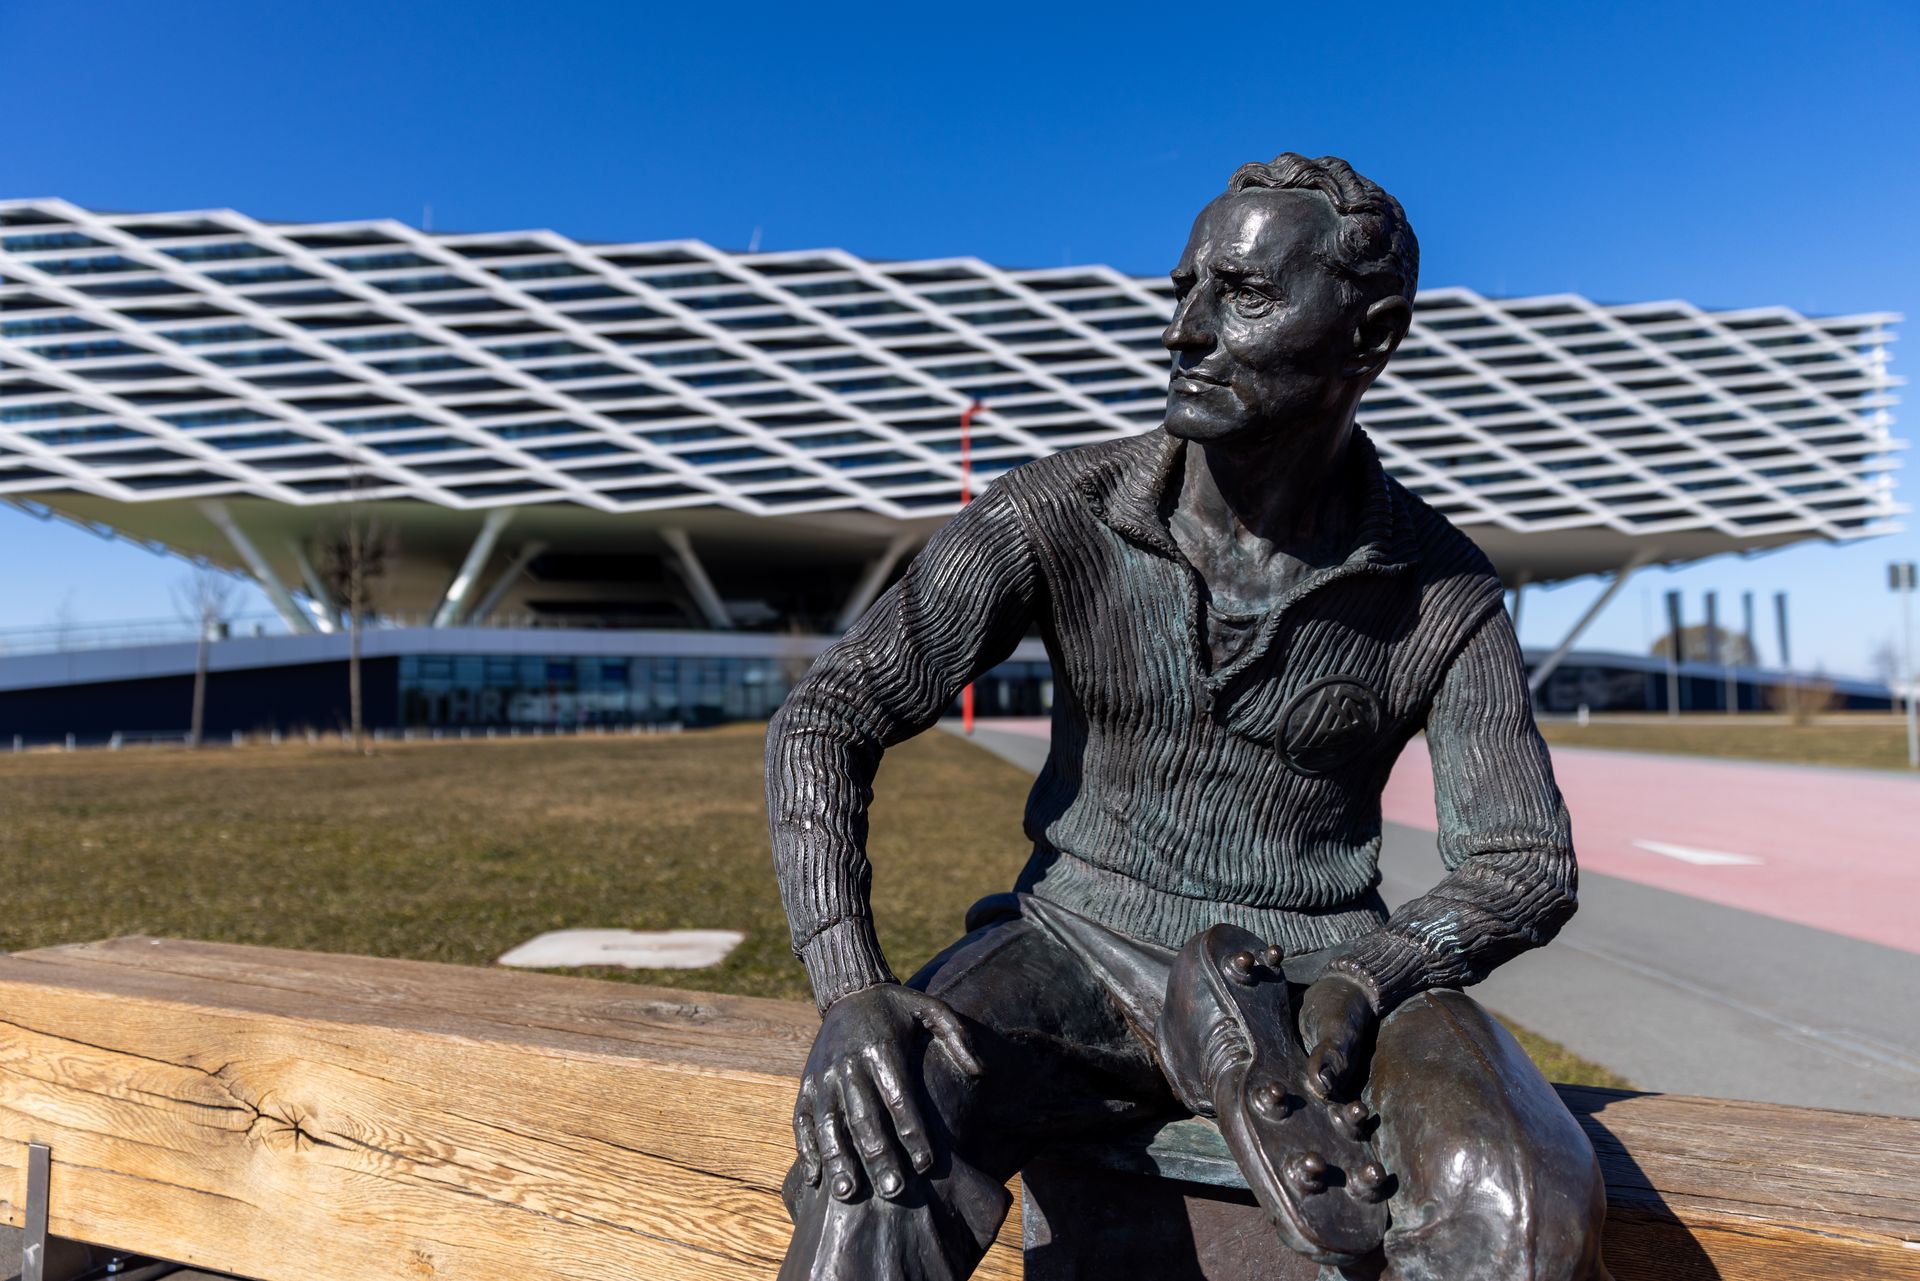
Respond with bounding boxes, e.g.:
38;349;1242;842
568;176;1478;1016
1774;591;1791;671
1893;561;1918;769
1739;590;1755;714
1706;591;1735;715
1664;590;1684;717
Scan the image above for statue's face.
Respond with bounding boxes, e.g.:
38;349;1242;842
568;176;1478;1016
1162;188;1365;444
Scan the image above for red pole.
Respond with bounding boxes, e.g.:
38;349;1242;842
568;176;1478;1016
960;400;978;506
960;401;980;735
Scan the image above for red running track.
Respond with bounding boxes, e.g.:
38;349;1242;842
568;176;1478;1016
970;719;1920;956
1381;739;1920;956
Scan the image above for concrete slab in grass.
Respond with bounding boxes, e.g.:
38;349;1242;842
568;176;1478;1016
498;929;743;970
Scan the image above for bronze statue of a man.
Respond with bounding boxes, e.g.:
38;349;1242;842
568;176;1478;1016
767;154;1608;1281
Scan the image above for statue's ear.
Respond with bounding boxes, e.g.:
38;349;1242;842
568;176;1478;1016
1349;295;1410;376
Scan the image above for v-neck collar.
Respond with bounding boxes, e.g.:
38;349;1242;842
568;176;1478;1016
1084;427;1412;569
1079;427;1417;690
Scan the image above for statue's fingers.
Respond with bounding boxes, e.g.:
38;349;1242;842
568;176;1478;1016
815;1091;861;1202
865;1044;933;1175
916;1002;984;1077
792;1078;823;1185
840;1066;908;1199
1308;1040;1350;1101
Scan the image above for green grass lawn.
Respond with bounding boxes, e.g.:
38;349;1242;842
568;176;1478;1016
0;726;1626;1087
1539;715;1917;772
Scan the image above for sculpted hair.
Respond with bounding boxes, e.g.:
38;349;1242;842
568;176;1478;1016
1227;154;1419;305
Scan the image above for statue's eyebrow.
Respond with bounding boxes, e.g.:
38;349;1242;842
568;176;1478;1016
1209;259;1269;281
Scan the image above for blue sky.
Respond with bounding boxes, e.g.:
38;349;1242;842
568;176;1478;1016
3;0;1916;676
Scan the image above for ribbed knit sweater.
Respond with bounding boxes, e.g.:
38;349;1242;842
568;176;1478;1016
767;428;1576;1014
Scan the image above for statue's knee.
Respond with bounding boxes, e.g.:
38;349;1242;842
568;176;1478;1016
1368;991;1608;1281
1371;991;1575;1149
1550;1159;1611;1281
1378;1160;1606;1281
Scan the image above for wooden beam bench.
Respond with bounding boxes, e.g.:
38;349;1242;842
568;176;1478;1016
0;939;1915;1280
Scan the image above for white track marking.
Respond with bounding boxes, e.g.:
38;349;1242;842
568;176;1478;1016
1631;838;1765;866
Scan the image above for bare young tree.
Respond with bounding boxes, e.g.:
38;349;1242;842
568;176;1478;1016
172;565;239;748
50;591;80;652
1768;674;1838;725
317;510;394;753
1868;638;1902;691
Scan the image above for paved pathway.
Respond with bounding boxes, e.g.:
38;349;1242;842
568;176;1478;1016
1383;738;1920;955
947;719;1920;1116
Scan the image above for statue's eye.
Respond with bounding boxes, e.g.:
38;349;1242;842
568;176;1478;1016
1228;284;1276;314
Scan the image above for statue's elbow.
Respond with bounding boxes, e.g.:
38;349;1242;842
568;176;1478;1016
1532;859;1579;945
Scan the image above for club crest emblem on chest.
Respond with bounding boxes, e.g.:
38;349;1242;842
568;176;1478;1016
1277;676;1382;776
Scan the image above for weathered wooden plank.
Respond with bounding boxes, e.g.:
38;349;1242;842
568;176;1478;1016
1561;1087;1920;1279
2;937;1917;1280
1033;1088;1920;1279
0;938;1022;1281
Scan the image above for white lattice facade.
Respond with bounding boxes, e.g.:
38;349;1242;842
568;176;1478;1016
0;197;1902;627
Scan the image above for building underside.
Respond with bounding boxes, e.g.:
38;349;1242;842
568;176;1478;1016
14;489;1899;639
24;491;918;633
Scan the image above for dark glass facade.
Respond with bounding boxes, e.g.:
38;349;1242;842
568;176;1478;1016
960;660;1054;718
0;643;1892;748
395;654;1056;729
398;653;799;728
1530;658;1891;714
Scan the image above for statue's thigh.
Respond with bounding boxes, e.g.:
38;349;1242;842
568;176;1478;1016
908;917;1173;1162
778;921;1157;1281
1364;991;1607;1281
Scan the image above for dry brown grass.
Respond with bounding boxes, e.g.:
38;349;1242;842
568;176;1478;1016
1540;714;1916;772
0;726;1625;1085
0;727;1032;1000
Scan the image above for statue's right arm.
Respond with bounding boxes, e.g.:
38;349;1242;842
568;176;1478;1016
766;479;1041;1010
767;482;1039;1200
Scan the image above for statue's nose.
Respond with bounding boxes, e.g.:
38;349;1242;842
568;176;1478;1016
1163;294;1213;353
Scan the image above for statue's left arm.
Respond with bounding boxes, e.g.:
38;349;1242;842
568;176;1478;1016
767;482;1041;1011
768;485;1038;1201
1331;606;1577;1014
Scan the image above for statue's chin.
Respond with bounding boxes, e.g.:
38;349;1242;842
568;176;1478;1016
1163;405;1247;442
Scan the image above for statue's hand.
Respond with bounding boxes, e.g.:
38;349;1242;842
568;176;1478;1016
794;982;983;1202
1298;972;1378;1102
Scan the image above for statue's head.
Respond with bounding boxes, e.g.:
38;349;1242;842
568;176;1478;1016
1163;154;1418;447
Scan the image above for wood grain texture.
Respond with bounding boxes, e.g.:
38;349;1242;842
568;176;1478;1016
0;938;1914;1280
1039;1090;1920;1279
1561;1086;1920;1278
0;938;1021;1281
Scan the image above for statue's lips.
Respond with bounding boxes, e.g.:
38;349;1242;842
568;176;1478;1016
1171;370;1229;392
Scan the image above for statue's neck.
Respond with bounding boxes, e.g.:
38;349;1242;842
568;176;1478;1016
1173;418;1358;554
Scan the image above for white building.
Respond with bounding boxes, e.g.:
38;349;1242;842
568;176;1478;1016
0;199;1903;734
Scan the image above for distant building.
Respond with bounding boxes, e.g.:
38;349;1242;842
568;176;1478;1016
0;200;1903;738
